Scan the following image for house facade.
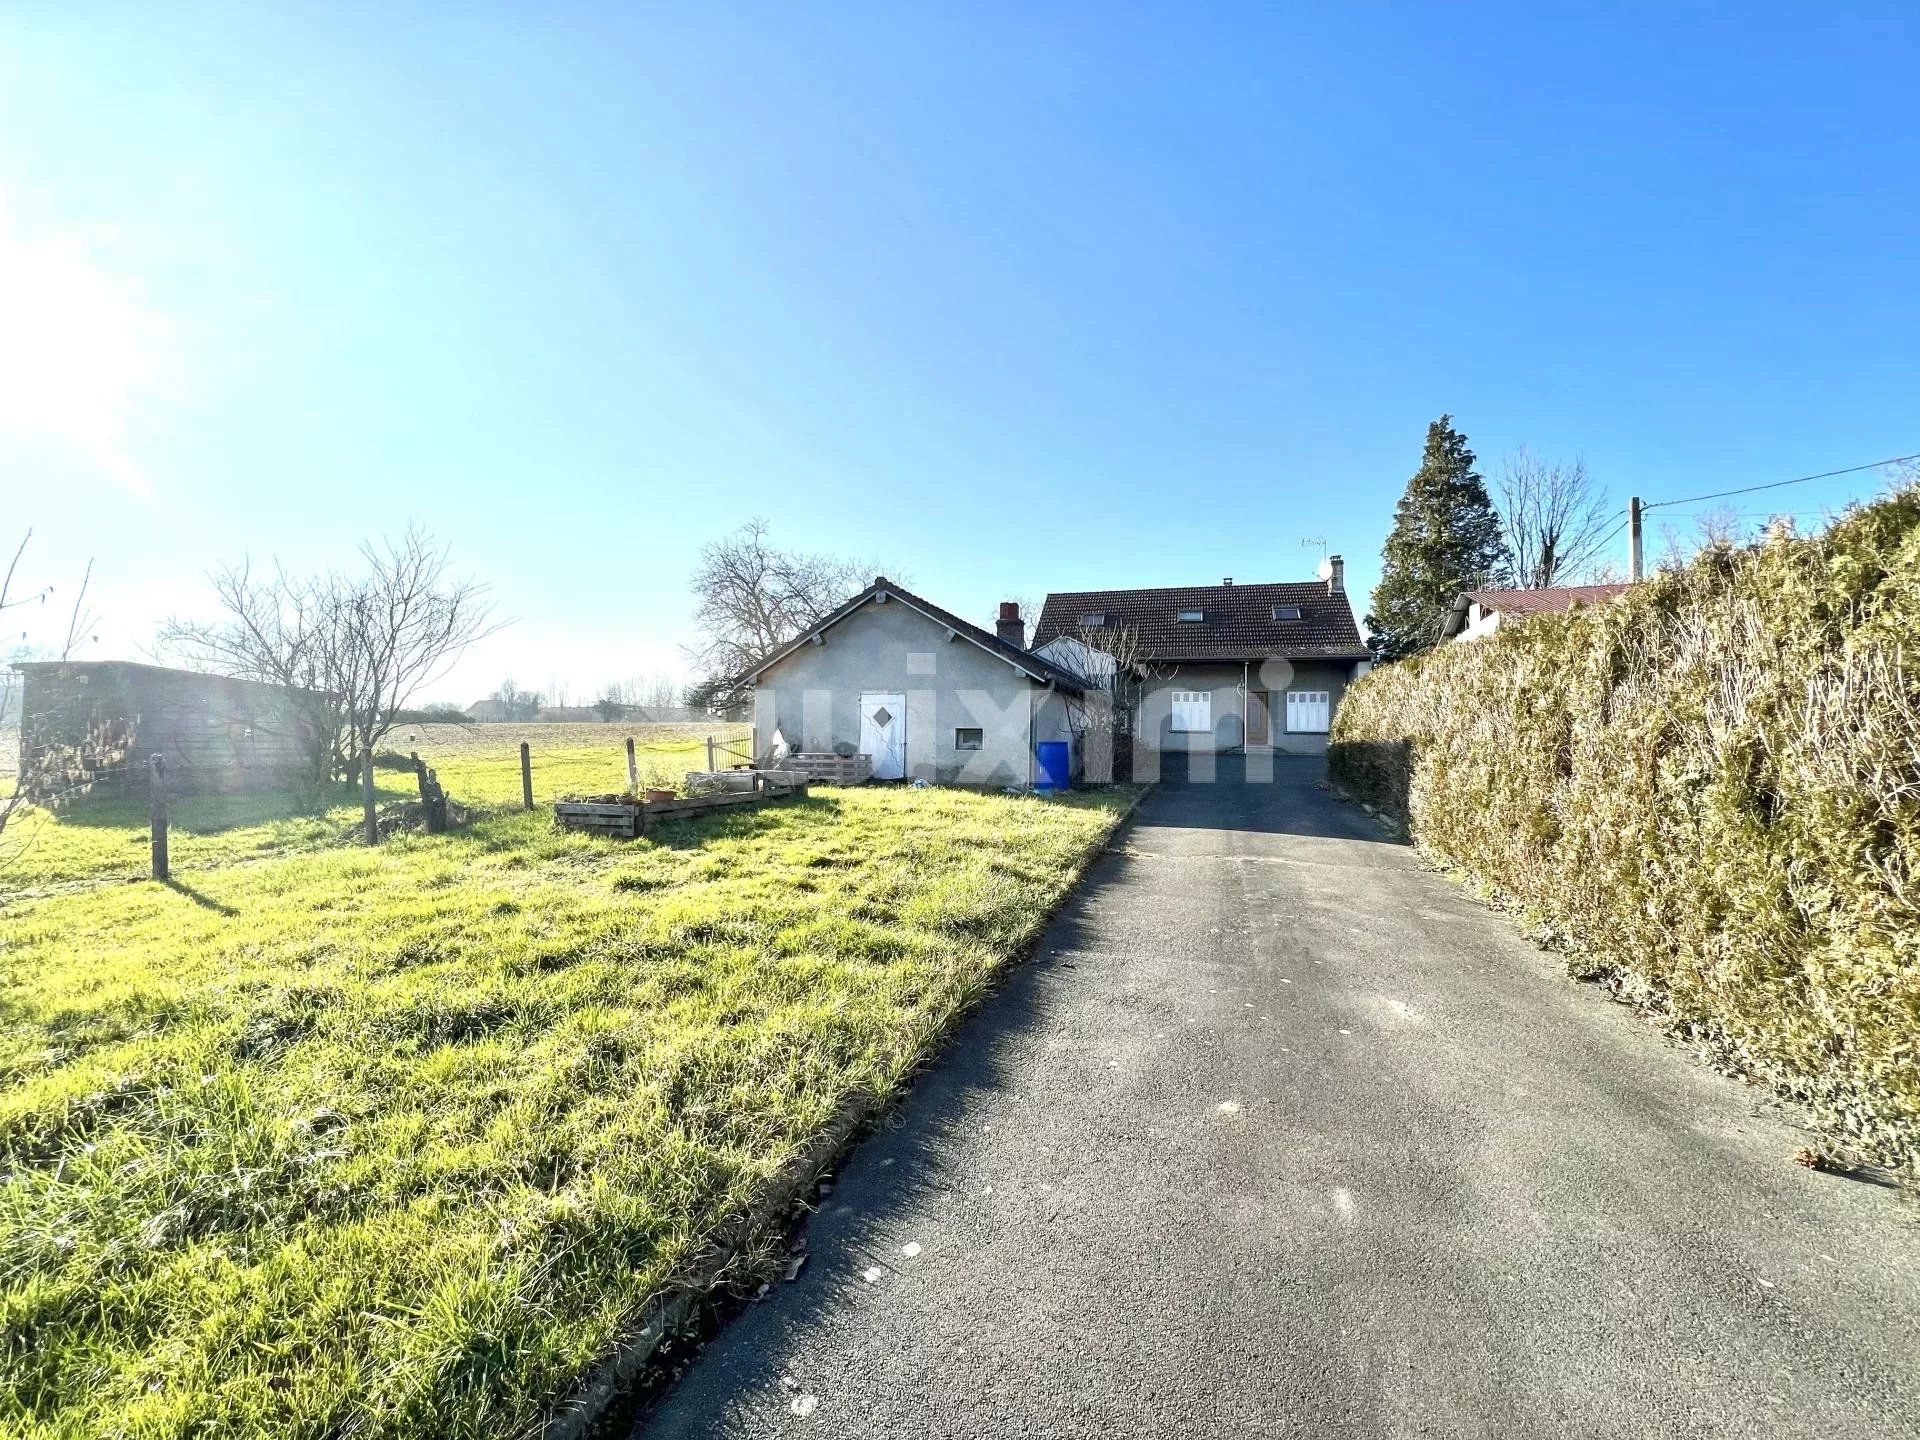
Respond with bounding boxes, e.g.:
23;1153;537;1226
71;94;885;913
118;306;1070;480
739;577;1085;786
1031;556;1372;764
734;558;1369;788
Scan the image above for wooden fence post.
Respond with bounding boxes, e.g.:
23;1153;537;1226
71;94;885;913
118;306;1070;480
411;751;439;834
626;736;638;789
706;735;717;772
520;741;534;811
149;753;169;881
361;751;378;845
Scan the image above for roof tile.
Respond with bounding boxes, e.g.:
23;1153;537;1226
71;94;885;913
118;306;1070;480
1033;581;1368;661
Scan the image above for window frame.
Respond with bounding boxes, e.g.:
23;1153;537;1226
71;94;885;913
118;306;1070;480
954;726;985;751
1169;689;1212;733
1271;604;1303;621
1175;609;1205;623
1285;689;1331;734
1079;611;1108;628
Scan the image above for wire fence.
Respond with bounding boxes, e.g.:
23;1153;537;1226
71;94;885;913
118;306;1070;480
0;719;757;892
395;721;756;814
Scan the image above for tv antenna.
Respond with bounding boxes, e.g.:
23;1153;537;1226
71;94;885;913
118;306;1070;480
1300;536;1327;558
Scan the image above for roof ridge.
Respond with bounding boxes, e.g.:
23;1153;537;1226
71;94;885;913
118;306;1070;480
1043;578;1325;597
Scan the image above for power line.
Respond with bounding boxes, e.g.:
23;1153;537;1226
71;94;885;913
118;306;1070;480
1643;451;1920;513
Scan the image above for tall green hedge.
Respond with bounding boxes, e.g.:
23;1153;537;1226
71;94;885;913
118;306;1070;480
1331;488;1920;1176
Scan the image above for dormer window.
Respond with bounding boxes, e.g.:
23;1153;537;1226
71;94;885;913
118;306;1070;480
1080;612;1107;628
1272;605;1303;621
1176;609;1205;623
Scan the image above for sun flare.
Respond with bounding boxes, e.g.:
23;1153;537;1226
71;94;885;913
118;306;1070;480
0;201;164;494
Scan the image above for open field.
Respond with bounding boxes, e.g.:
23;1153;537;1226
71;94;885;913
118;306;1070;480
0;723;748;894
400;722;752;807
0;783;1135;1438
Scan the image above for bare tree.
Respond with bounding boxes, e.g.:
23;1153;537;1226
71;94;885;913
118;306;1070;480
686;519;865;712
1497;449;1613;589
592;684;627;723
490;678;543;722
160;528;497;783
1655;504;1749;573
1;531;95;854
1042;623;1173;782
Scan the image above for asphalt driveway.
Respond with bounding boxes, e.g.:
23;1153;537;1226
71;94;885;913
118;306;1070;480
643;761;1920;1438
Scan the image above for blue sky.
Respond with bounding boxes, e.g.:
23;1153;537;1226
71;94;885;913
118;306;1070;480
3;3;1916;703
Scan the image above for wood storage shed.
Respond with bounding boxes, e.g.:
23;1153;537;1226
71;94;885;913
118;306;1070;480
12;660;320;801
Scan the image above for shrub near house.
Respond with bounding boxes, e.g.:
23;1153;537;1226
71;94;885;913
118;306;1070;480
1331;487;1920;1179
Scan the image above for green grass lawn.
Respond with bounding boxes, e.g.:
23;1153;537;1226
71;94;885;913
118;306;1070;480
0;724;748;894
0;783;1134;1438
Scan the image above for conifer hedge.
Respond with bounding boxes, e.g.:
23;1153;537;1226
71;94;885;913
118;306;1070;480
1331;488;1920;1175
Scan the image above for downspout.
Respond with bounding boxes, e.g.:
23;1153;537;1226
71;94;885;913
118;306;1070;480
1242;661;1249;747
1028;686;1037;787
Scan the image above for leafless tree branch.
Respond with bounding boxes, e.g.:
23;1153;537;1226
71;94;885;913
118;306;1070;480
1497;449;1614;589
1;533;100;861
158;526;499;783
684;519;867;712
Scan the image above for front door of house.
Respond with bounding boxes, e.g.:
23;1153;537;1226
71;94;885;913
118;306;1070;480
1246;690;1271;746
860;692;907;779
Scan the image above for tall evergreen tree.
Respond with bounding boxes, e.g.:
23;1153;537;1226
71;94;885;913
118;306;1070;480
1366;415;1511;659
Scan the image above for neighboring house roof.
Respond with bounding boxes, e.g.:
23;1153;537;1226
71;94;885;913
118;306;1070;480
1441;583;1630;638
736;576;1088;695
1031;581;1369;662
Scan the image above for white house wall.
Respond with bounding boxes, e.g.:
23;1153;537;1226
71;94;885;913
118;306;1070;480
753;599;1046;785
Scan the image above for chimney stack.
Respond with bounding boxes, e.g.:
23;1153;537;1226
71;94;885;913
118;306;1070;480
1319;554;1345;594
996;600;1025;648
1222;576;1234;587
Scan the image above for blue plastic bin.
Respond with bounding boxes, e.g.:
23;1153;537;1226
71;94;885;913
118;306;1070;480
1034;740;1071;793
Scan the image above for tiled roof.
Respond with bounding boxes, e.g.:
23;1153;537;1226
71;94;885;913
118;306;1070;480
1463;584;1630;617
1032;581;1369;662
736;576;1087;694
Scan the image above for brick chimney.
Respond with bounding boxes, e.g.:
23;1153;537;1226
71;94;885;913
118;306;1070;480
1319;554;1345;594
996;601;1025;648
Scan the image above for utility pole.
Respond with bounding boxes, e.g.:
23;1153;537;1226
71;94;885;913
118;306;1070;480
1628;496;1644;582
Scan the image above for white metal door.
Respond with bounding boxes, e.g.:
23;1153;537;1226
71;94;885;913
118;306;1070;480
1286;690;1330;733
859;692;907;779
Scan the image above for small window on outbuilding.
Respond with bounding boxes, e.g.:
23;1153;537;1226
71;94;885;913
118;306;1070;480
955;727;984;751
1080;612;1107;628
1176;609;1205;623
1272;605;1303;621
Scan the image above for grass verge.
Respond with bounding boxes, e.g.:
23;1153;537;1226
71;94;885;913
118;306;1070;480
0;783;1134;1438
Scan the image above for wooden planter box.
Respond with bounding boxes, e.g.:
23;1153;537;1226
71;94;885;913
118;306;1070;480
774;753;874;785
554;779;810;839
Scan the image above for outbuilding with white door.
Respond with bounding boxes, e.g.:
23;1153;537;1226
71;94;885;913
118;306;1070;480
734;577;1087;787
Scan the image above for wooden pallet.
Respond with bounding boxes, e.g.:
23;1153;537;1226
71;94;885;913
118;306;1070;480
554;779;810;839
774;753;873;785
684;769;811;797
